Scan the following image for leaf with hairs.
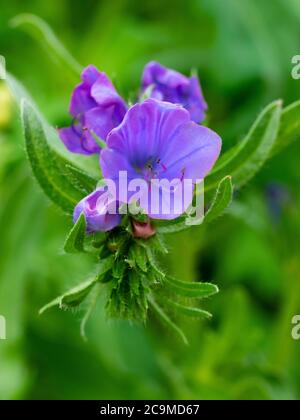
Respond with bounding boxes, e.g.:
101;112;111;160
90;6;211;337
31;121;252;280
7;72;100;184
205;100;282;191
142;246;165;279
39;277;98;314
22;99;90;214
64;213;86;254
272;100;300;156
64;164;97;195
149;296;188;345
95;255;115;281
165;277;219;299
155;217;189;235
204;176;233;223
130;244;148;273
167;300;212;319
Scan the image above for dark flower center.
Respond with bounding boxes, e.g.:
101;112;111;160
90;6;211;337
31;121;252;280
134;156;168;181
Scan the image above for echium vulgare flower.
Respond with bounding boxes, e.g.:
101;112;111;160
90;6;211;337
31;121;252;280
100;99;221;221
73;189;121;233
59;65;127;155
142;61;208;123
31;59;228;334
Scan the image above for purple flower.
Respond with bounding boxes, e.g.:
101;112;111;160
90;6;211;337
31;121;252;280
100;99;221;220
59;65;127;155
142;61;207;123
74;189;121;233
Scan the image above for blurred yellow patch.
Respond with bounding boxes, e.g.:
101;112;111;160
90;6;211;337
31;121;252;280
0;82;13;128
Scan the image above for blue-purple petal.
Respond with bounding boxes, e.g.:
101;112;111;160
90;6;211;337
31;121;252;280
74;189;121;233
142;61;207;123
101;99;221;220
58;125;101;155
59;65;127;155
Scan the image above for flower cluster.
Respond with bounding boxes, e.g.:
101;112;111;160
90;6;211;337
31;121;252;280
59;65;127;154
59;62;221;233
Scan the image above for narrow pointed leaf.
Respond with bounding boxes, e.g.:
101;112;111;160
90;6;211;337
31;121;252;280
39;277;98;314
150;234;169;254
144;247;165;279
112;260;127;279
64;213;86;254
272;100;300;156
155;216;188;235
21;99;87;214
204;176;233;223
6;73;100;205
149;297;188;345
80;284;101;341
167;300;212;319
130;244;148;273
95;255;115;281
205;100;282;191
165;277;219;299
64;164;97;195
155;177;232;233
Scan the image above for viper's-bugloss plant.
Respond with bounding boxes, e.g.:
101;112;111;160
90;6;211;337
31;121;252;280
6;14;300;344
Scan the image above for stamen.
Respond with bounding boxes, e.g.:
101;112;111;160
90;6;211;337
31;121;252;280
180;168;186;182
156;158;167;172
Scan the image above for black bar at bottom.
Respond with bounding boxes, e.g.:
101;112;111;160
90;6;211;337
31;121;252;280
0;400;206;415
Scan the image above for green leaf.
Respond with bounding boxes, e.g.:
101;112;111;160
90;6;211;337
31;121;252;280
112;260;127;279
64;164;98;195
39;277;98;314
21;99;90;214
140;244;165;279
130;244;148;273
64;213;86;254
149;234;169;254
80;283;101;342
90;232;106;249
165;277;219;299
205;100;282;191
149;296;188;345
204;176;233;223
167;300;212;319
7;72;100;185
95;255;115;281
272;100;300;156
10;14;82;81
155;177;232;233
155;216;189;235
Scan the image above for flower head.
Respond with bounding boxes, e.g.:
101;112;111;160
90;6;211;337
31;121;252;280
59;65;127;155
101;99;221;220
142;61;207;123
74;189;121;233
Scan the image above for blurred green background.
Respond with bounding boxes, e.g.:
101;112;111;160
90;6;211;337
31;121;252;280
1;0;300;400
